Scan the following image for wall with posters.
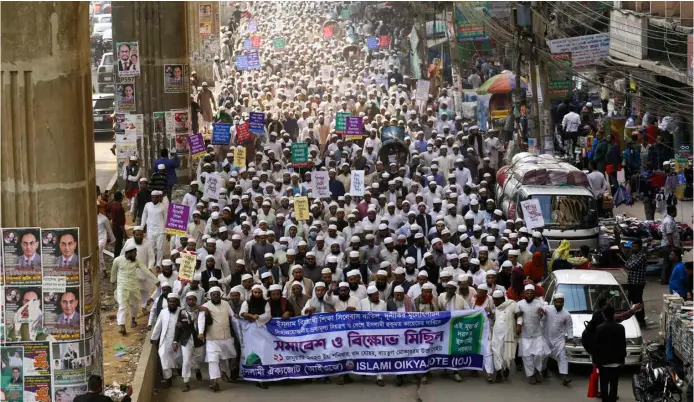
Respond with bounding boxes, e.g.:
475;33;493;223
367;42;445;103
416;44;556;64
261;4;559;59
187;1;221;86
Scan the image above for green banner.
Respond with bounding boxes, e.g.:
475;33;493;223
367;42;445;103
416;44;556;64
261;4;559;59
273;37;286;50
291;142;309;166
335;112;351;132
549;53;572;100
341;8;352;19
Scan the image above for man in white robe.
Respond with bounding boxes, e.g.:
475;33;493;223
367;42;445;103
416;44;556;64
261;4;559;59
150;293;182;387
491;289;518;383
111;244;157;335
141;190;168;265
120;226;156;312
174;291;205;391
516;284;549;384
327;282;360;311
198;286;238;392
97;201;116;275
542;293;573;386
359;286;386;386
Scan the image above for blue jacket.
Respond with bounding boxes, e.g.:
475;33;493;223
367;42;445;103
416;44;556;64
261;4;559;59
153;155;180;186
669;262;689;297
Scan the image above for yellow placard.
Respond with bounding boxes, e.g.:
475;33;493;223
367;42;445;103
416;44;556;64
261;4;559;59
294;196;310;221
178;252;197;281
234;147;247;168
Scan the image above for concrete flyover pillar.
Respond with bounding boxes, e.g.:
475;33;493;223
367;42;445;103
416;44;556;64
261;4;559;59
1;0;103;395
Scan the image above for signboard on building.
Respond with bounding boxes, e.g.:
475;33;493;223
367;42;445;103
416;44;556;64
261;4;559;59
609;10;647;59
547;33;609;67
549;53;572;100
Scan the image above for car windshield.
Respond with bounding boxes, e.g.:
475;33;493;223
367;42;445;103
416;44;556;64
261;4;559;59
556;283;631;314
527;194;598;229
102;29;112;40
93;98;113;110
102;53;113;65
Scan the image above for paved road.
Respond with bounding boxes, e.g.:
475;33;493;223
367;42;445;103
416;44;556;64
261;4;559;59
91;65;117;191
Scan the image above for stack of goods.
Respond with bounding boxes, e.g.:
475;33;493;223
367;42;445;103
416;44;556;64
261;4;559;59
661;294;693;365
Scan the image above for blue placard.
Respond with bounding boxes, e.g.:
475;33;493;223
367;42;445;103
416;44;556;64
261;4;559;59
235;54;248;71
366;36;379;50
243;38;252;51
211;123;232;145
249;112;265;135
247;51;260;70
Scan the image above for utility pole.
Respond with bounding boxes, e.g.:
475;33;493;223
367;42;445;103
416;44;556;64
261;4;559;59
532;2;552;151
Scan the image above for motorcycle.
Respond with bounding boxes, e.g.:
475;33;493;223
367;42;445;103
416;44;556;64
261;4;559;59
632;343;686;402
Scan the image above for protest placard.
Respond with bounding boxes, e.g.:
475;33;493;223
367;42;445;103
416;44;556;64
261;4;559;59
203;172;222;200
520;199;545;229
187;133;206;159
294;196;310;221
366;36;379;50
379;35;391;48
234;147;247;168
311;171;330;198
350;170;365;196
345;116;364;139
178;252;197;281
211;123;232;145
335;112;350;133
415;80;431;101
249;112;265;135
291;143;309;167
247;51;261;70
322;25;333;39
251;35;262;49
236;121;251;144
165;203;190;236
273;37;286;50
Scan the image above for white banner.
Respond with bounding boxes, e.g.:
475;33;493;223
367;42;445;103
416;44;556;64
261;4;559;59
415;80;430;101
240;310;488;381
520;198;545;229
311;171;330;198
203;172;222;201
350;170;365;196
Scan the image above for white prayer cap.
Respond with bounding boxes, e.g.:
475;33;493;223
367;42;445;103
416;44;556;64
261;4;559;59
347;270;360;278
159;279;171;287
123;243;137;253
376;270;388;277
478;246;488;252
321;268;332;275
315;282;326;289
251;284;264;292
518;237;529;243
508;249;520;256
206;237;216;245
264;253;274;259
492;290;504;298
162;259;173;266
486;236;495;242
205;255;215;261
415;233;424;239
157;164;166;170
553;293;565;300
366;286;379;295
423;252;432;259
458;274;470;282
405;257;416;264
316;235;325;241
269;284;282;292
473;224;482;231
494;209;503;216
524;284;535;291
241;274;253;281
459;253;468;259
446;281;457;288
351;236;361;243
208;277;219;283
470;258;480;265
260;272;272;279
236;259;246;265
167;293;179;299
133;225;144;231
384;237;393;244
477;284;488;291
326;255;338;263
218;226;228;233
503;243;513;251
417;271;428;278
459;233;469;241
349;251;360;258
470;199;479;206
394;285;405;293
208;286;223;295
532;231;542;239
338;282;350;288
298;241;308;246
229;285;243;294
185;291;198;299
151;190;163;196
440;269;452;277
394;267;405;275
191;272;202;281
422;283;436;290
501;260;513;268
365;234;375;240
287;249;297;255
486;270;497;276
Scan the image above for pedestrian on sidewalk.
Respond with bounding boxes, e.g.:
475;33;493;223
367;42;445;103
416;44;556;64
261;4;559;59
593;305;626;402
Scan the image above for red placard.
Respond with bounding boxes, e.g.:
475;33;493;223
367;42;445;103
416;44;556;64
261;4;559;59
236;122;251;144
251;35;262;49
379;35;391;48
322;26;333;39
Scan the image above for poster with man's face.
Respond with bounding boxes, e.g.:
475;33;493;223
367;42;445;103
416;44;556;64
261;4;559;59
116;41;140;77
43;287;80;341
50;340;86;386
4;287;44;343
41;228;79;287
2;228;42;286
164;64;188;94
116;84;136;112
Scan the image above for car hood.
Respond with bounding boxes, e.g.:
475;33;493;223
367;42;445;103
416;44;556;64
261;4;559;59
570;313;642;340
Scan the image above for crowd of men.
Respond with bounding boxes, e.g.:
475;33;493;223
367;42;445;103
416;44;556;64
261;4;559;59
103;1;651;396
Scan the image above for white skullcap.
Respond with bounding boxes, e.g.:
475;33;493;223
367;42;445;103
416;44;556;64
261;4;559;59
394;267;405;275
478;246;488;252
205;255;215;261
157;164;166;170
477;284;488;291
532;231;542;238
508;249;520;256
192;273;202;281
167;293;179;299
486;236;496;242
347;270;360;277
208;286;223;294
470;199;479;206
417;271;428;277
470;258;480;265
492;290;504;298
405;257;416;264
349;251;360;258
503;244;513;251
502;260;513;268
422;283;436;290
423;251;432;259
315;282;326;289
269;284;282;291
123;243;137;253
351;236;361;242
486;270;497;276
159;279;171;287
232;234;242;240
185;291;198;299
376;270;387;277
287;249;297;255
394;285;405;293
446;281;457;287
229;285;243;294
236;259;246;265
366;286;378;295
251;284;265;292
440;270;452;277
519;237;529;243
260;272;272;279
321;268;332;274
380;261;391;269
241;274;253;281
338;282;350;288
553;293;565;299
524;284;535;291
384;237;393;244
459;274;470;282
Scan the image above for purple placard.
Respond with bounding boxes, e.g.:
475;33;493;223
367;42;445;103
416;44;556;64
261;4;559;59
165;203;190;235
345;116;364;137
187;133;206;158
249;112;265;135
247;51;260;70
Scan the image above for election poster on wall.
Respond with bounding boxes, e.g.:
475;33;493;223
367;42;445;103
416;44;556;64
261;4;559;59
239;310;488;381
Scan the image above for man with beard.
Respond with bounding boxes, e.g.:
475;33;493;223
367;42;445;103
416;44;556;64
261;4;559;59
478;247;495;272
199;287;238;392
419;252;441;285
345;269;368;299
302;282;336;316
148;280;172;330
329;282;360;312
227;286;243;316
151;293;182;388
258;253;281;284
516;284;549;384
120;226;156;313
403;257;419;283
283;265;314;298
438;280;468;311
344;251;369;285
187;211;205;247
389;267;412;297
302;252;322;283
250;231;275;271
141;190;168;265
541;294;573;386
408;271;436;299
405;233;428;269
457;274;477;307
200;255;223;292
517;237;532;265
112;244;157;335
180;273;205;305
286;282;310;315
469;258;486;287
379;237;399;269
324;255;344;284
268;284;294;319
491;289;518;383
367;270;391;301
413;282;438;313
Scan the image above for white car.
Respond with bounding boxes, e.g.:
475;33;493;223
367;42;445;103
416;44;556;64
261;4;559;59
541;269;643;366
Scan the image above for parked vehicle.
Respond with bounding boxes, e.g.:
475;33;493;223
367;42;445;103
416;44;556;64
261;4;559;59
93;93;115;140
494;152;599;250
632;342;686;402
97;52;115;93
542;270;643;366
